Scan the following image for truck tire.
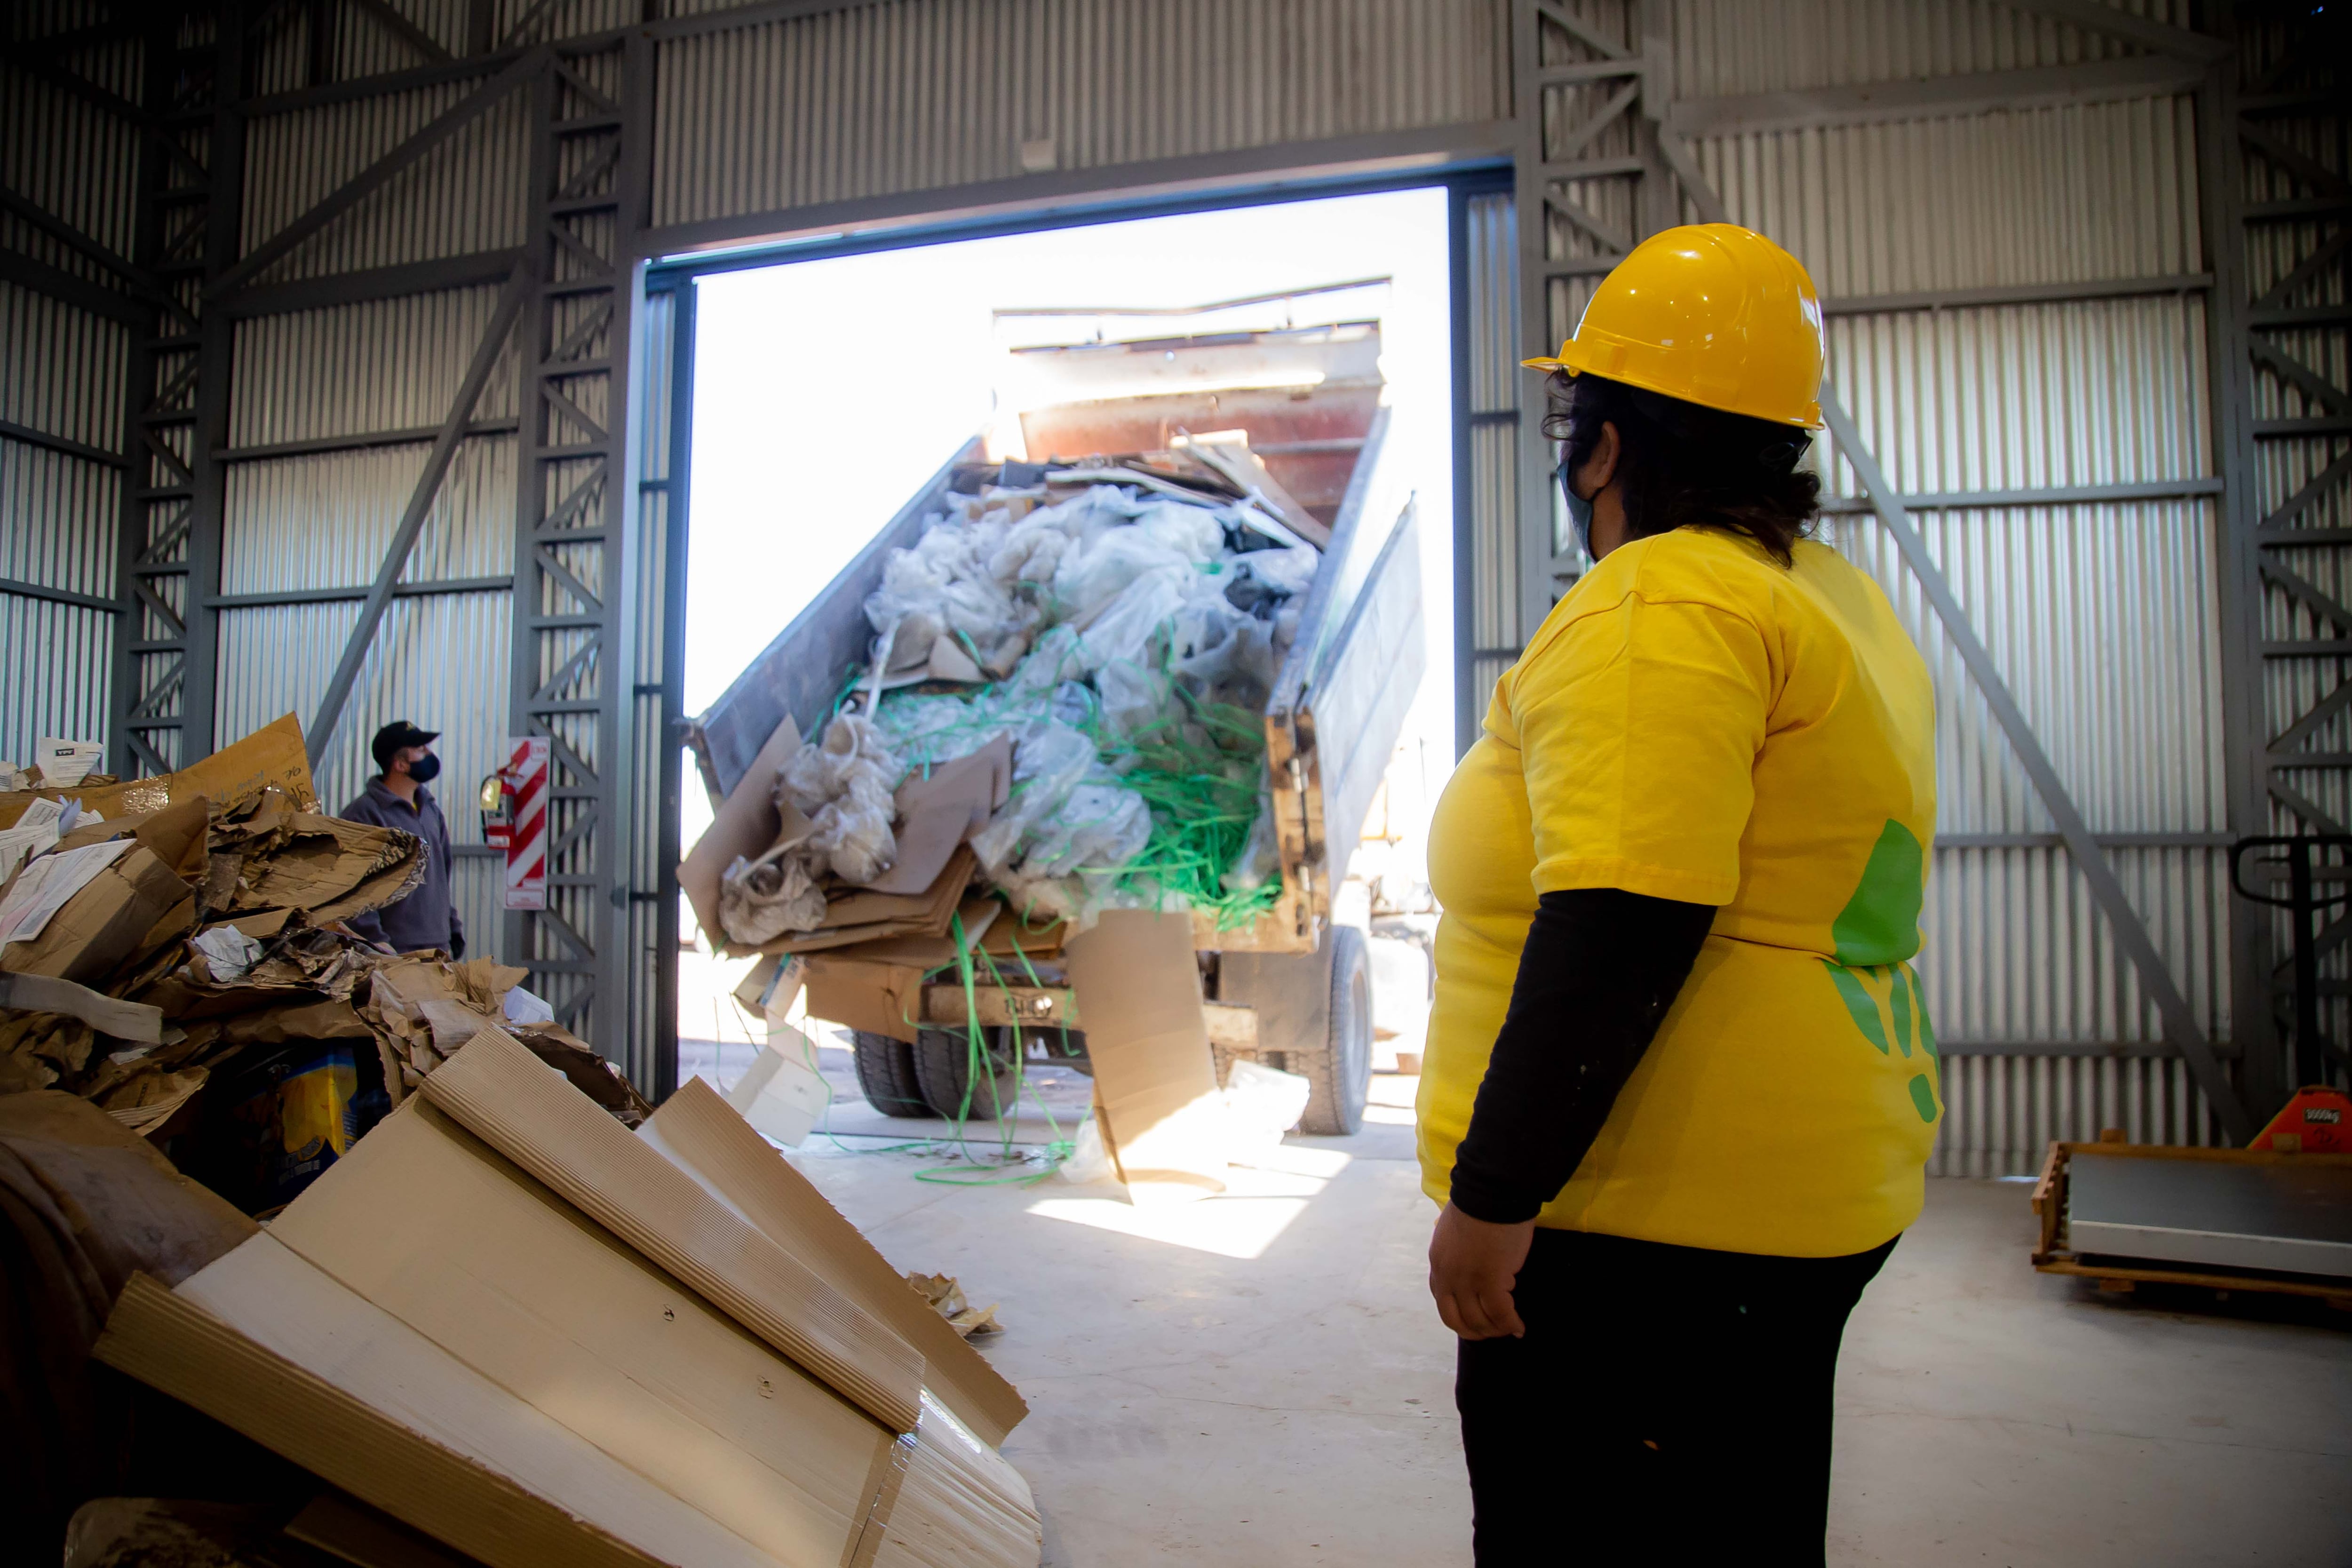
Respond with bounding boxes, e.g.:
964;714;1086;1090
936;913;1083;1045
912;1027;1022;1122
1296;925;1373;1136
850;1031;932;1119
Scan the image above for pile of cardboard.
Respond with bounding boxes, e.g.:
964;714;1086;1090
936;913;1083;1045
0;717;425;1130
92;1025;1042;1568
0;715;654;1199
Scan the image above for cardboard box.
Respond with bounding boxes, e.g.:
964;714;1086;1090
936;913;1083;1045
1;844;192;986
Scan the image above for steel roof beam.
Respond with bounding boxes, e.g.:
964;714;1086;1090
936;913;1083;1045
1668;55;2206;139
216;246;523;317
1996;0;2231;62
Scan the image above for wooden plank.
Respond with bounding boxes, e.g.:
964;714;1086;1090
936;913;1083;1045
419;1027;924;1433
922;983;1078;1030
637;1079;1031;1448
92;1259;748;1568
269;1099;892;1564
1190;879;1312;953
1200;1002;1259;1051
2054;1139;2352;1170
2034;1255;2352;1305
2031;1140;2066;1261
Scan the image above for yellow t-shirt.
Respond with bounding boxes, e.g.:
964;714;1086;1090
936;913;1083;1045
1415;526;1940;1257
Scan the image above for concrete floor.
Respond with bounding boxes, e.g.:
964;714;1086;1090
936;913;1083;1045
759;1063;2351;1567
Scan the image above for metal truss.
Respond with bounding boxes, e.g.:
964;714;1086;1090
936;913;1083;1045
2204;0;2352;1108
1510;0;1678;642
111;8;243;775
501;38;650;1047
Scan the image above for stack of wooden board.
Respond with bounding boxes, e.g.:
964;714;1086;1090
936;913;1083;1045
93;1026;1041;1568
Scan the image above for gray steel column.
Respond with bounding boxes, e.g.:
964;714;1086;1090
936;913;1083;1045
2197;4;2285;1119
115;4;246;774
505;40;646;1078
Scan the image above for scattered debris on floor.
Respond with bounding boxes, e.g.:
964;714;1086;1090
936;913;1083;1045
907;1269;1006;1337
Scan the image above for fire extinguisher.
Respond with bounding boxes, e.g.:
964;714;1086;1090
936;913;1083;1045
478;769;519;850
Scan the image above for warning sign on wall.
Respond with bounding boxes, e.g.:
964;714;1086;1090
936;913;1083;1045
499;736;549;912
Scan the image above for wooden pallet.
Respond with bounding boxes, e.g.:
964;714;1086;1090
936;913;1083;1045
2030;1137;2352;1312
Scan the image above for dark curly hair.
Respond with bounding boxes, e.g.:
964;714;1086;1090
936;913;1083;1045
1543;370;1821;565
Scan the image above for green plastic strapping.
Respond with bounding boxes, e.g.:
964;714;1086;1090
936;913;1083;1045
911;909;1074;1186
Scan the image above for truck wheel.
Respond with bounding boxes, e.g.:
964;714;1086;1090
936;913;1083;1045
913;1027;1022;1122
1296;926;1373;1136
850;1031;932;1119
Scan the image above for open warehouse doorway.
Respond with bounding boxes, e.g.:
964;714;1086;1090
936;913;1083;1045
663;180;1492;1095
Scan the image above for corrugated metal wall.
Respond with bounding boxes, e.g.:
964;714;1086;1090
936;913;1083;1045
0;311;122;762
1669;4;2227;1173
1462;189;1520;752
653;0;1510;226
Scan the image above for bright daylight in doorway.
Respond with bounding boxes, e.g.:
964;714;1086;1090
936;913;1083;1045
681;185;1455;875
674;187;1459;1179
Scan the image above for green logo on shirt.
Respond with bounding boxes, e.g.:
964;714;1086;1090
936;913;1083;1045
1824;820;1939;1123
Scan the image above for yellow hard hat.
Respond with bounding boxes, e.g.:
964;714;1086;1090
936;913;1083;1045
1524;223;1825;429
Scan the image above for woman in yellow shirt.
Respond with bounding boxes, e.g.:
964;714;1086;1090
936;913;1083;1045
1419;225;1939;1564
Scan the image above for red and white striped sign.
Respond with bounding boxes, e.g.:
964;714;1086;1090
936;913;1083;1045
501;736;549;911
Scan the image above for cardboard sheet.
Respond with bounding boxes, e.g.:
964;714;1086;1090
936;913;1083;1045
860;737;1012;897
95;1255;748;1568
679;716;801;950
419;1027;925;1433
762;846;977;956
0;713;318;828
639;1079;1031;1447
234;814;423;923
270;1100;893;1566
802;954;929;1043
1063;909;1229;1204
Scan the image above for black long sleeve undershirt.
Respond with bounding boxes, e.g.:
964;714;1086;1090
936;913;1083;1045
1447;888;1717;1225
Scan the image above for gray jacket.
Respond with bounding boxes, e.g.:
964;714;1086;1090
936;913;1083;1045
339;776;464;956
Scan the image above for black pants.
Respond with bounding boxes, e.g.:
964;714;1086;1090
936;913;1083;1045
1454;1226;1898;1567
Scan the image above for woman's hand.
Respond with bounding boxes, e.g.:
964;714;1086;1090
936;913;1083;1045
1428;1202;1535;1340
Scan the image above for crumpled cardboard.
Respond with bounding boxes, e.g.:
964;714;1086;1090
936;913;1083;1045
679;715;802;950
905;1271;1004;1338
229;812;422;924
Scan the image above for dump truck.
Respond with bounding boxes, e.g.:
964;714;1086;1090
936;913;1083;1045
686;310;1425;1135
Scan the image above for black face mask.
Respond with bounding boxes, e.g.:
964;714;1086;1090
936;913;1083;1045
404;753;441;785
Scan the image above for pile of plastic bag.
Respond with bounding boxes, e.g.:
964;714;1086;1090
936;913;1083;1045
734;475;1320;934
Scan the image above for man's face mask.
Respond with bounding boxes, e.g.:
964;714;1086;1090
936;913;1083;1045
405;751;442;785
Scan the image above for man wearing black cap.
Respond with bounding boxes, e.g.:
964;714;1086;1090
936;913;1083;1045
340;721;465;958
